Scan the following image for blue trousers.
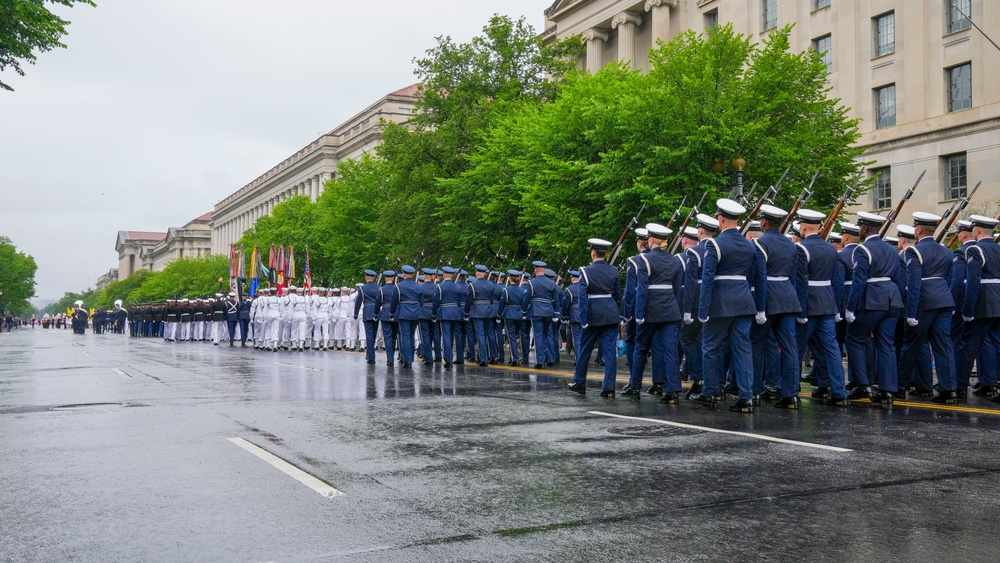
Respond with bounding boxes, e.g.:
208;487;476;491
380;320;398;364
227;320;238;342
846;309;899;392
493;319;504;361
398;319;417;364
680;319;703;382
473;318;493;363
797;315;846;399
702;315;753;400
573;324;618;391
419;319;433;360
624;319;637;374
464;320;476;359
531;317;552;365
957;317;1000;389
570;322;582;355
363;320;378;361
752;313;799;398
505;319;524;364
440;320;463;363
951;311;969;391
761;333;781;391
520;320;532;362
630;321;681;392
899;308;954;392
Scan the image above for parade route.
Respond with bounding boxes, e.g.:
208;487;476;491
2;329;1000;561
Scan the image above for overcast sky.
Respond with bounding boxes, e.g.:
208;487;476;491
0;0;546;301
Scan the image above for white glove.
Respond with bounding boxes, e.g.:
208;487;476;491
698;317;709;324
683;313;693;325
552;317;559;323
755;312;767;325
582;324;589;329
834;314;842;323
963;316;974;322
906;317;918;327
845;311;856;324
636;318;645;325
798;317;809;325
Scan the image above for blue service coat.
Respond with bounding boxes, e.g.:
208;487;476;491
682;241;707;317
620;251;647;321
420;281;440;320
698;228;766;319
521;275;559;318
903;236;955;317
634;247;683;323
964;238;1000;319
499;284;526;320
437;280;465;321
465;277;497;319
378;283;400;321
795;233;843;317
847;235;904;313
354;281;382;321
753;228;803;315
836;242;858;316
395;278;424;321
579;259;621;327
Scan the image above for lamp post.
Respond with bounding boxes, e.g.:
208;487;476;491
711;157;748;199
217;277;225;293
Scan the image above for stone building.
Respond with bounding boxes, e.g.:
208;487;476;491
95;268;119;290
115;231;166;280
543;0;999;217
115;212;213;280
211;84;420;253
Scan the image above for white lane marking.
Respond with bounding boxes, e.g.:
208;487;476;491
112;368;131;379
228;437;343;497
275;362;320;372
588;411;853;453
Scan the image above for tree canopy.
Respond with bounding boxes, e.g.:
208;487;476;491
0;235;38;314
0;0;96;91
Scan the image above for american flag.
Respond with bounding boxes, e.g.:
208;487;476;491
303;246;312;289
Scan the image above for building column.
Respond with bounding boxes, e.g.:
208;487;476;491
612;12;642;67
645;0;676;45
582;29;609;73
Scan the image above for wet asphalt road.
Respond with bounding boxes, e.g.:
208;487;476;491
2;329;1000;562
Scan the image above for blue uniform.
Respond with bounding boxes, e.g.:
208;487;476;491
750;228;803;398
396;278;423;365
795;233;846;400
354;281;383;362
378;283;400;365
564;282;583;358
898;236;955;392
238;298;252;343
958;238;1000;391
681;241;708;384
522;275;560;366
630;248;684;392
437;279;466;364
499;283;528;364
419;281;441;363
950;240;976;392
572;259;622;391
488;278;504;362
225;299;240;342
456;278;475;361
846;234;904;392
621;251;647;374
466;276;498;364
698;228;766;400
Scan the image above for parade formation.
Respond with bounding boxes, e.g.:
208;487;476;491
100;181;1000;414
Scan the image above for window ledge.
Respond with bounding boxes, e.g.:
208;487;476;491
871;51;895;62
943;27;971;39
811;5;832;15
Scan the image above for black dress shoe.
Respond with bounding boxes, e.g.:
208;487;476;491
990;394;1000;404
761;386;782;400
913;389;934;398
845;381;858;391
403;363;412;369
567;382;586;394
957;389;968;401
660;392;679;404
600;389;615;399
620;385;641;399
423;361;433;366
824;396;849;407
534;364;544;369
811;386;831;399
229;342;234;347
751;395;762;407
891;390;907;401
973;381;982;390
774;396;800;409
931;391;958;404
688;393;716;408
478;361;488;367
647;383;664;396
801;374;819;386
367;359;376;365
444;362;453;367
488;359;498;365
547;362;556;367
386;362;394;367
723;382;739;395
846;386;872;400
454;361;464;365
729;399;754;413
872;391;893;404
973;385;997;397
685;381;703;399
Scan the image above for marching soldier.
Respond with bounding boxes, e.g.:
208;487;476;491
499;270;527;366
522;261;559;369
419;268;441;365
378;270;400;366
681;218;716;398
465;265;497;367
436;267;465;367
563;271;583;359
621;228;650;376
225;292;240;346
457;270;476;362
354;270;382;364
567;238;621;397
623;223;684;403
211;294;226;345
845;212;904;404
544;268;563;365
958;215;1000;400
688;199;766;413
396;266;423;368
950;220;975;398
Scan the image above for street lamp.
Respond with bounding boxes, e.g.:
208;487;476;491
711;157;748;199
218;277;225;292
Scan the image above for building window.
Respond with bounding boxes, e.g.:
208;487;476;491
874;12;895;56
875;84;896;128
763;0;777;30
705;9;719;30
948;0;971;33
948;63;972;111
945;154;967;200
873;168;892;209
815;0;831;9
813;35;832;71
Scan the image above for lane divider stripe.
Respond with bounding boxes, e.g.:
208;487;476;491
228;437;343;498
112;368;131;379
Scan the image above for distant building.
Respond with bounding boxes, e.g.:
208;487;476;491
212;84;420;253
95;268;119;290
115;212;213;280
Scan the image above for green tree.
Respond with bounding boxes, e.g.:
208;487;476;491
237;195;329;284
94;269;156;308
0;235;38;314
125;255;228;303
0;0;96;92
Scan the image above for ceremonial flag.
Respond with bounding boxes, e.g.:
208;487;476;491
287;246;296;282
276;246;285;290
234;245;246;297
249;246;259;280
229;244;239;278
303;246;311;289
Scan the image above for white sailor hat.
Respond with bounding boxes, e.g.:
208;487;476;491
896;224;916;239
341;286;350;291
715;198;746;219
746;220;761;232
969;214;999;229
214;293;223;298
682;226;700;240
180;298;189;302
74;300;84;306
797;209;826;224
839;222;861;236
634;228;649;240
856;211;887;227
228;291;236;297
759;204;787;220
696;213;719;231
644;223;672;239
828;232;843;242
790;222;802;237
957;220;973;232
287;285;296;290
912;211;942;227
588;238;613;251
885;236;899;246
295;286;305;292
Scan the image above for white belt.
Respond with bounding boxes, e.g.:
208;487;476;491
590;294;613;299
868;277;891;283
767;276;789;282
844;281;852;286
808;280;831;287
648;284;673;290
716;275;746;281
981;279;1000;284
921;276;943;281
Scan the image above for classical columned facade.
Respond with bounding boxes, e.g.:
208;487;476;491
543;0;1000;219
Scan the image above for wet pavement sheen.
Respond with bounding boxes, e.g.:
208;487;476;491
1;329;999;561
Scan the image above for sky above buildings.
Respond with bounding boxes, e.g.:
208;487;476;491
0;0;546;300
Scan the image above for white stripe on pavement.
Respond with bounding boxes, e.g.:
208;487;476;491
227;437;344;497
112;368;131;379
587;411;853;453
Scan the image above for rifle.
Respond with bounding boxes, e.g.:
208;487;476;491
779;169;820;233
554;255;570;284
664;195;688;231
739;185;778;235
668;192;708;254
879;169;926;237
374;255;391;284
819;169;863;239
608;202;647;266
938;180;982;243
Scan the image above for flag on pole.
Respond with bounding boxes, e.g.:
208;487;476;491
276;246;286;291
229;244;238;278
267;244;276;287
249;246;259;280
235;245;246;297
287;246;296;282
303;246;311;289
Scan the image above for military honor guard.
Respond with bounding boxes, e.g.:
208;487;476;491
419;268;441;365
435;267;465;366
354;270;383;364
621;228;650;376
957;215;1000;400
499;270;527;366
522;261;559;369
395;266;423;368
566;238;621;397
378;270;400;366
681;217;717;398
